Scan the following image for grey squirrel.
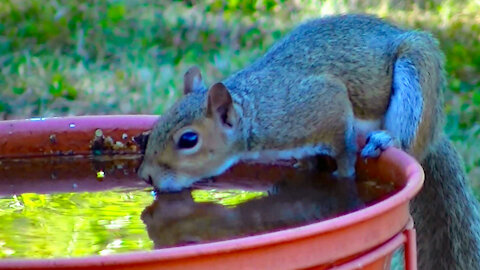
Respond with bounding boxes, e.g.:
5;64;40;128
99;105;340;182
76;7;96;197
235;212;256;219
139;14;480;269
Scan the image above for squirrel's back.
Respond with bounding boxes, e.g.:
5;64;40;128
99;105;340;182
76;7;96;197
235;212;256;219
224;14;410;119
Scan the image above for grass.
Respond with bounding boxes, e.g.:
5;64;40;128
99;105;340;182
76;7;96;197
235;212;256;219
0;0;479;190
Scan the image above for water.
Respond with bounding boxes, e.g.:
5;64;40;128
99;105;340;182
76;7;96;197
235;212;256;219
0;188;154;258
0;156;396;259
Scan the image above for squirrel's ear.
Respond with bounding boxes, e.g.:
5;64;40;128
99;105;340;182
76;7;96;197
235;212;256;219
206;82;237;128
183;66;205;95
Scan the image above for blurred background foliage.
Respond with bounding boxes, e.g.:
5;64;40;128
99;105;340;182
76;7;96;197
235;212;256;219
0;0;479;185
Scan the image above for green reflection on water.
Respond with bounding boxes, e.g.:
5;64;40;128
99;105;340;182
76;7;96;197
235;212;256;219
0;189;154;259
191;189;267;207
0;188;268;259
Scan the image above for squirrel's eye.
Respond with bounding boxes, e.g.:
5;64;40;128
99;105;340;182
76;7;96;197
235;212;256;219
177;131;198;149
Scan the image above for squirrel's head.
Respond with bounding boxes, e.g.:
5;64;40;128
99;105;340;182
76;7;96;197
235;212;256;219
138;67;242;192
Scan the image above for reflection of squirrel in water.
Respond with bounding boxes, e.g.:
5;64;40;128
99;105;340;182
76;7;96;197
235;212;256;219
141;172;363;249
138;14;480;269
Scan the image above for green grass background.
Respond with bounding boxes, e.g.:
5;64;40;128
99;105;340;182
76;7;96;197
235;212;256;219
1;0;479;189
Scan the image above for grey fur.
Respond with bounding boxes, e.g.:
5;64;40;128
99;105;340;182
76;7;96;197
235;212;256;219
379;30;480;269
223;14;401;121
376;26;480;270
232;74;358;177
385;58;423;149
414;136;480;269
141;14;480;268
227;17;480;268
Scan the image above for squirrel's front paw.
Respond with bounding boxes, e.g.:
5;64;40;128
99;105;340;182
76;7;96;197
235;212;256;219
361;131;396;159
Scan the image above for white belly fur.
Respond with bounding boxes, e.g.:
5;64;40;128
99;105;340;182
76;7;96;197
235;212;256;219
241;145;332;163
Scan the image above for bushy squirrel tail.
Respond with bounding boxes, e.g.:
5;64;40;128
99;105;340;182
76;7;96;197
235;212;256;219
413;135;480;269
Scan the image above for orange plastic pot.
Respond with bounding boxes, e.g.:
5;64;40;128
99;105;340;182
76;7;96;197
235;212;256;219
0;115;424;270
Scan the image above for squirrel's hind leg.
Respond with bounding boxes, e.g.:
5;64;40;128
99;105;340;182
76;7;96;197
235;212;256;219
298;74;357;178
307;74;357;178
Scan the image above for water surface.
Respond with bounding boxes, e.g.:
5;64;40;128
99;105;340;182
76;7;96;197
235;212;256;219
0;156;396;259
